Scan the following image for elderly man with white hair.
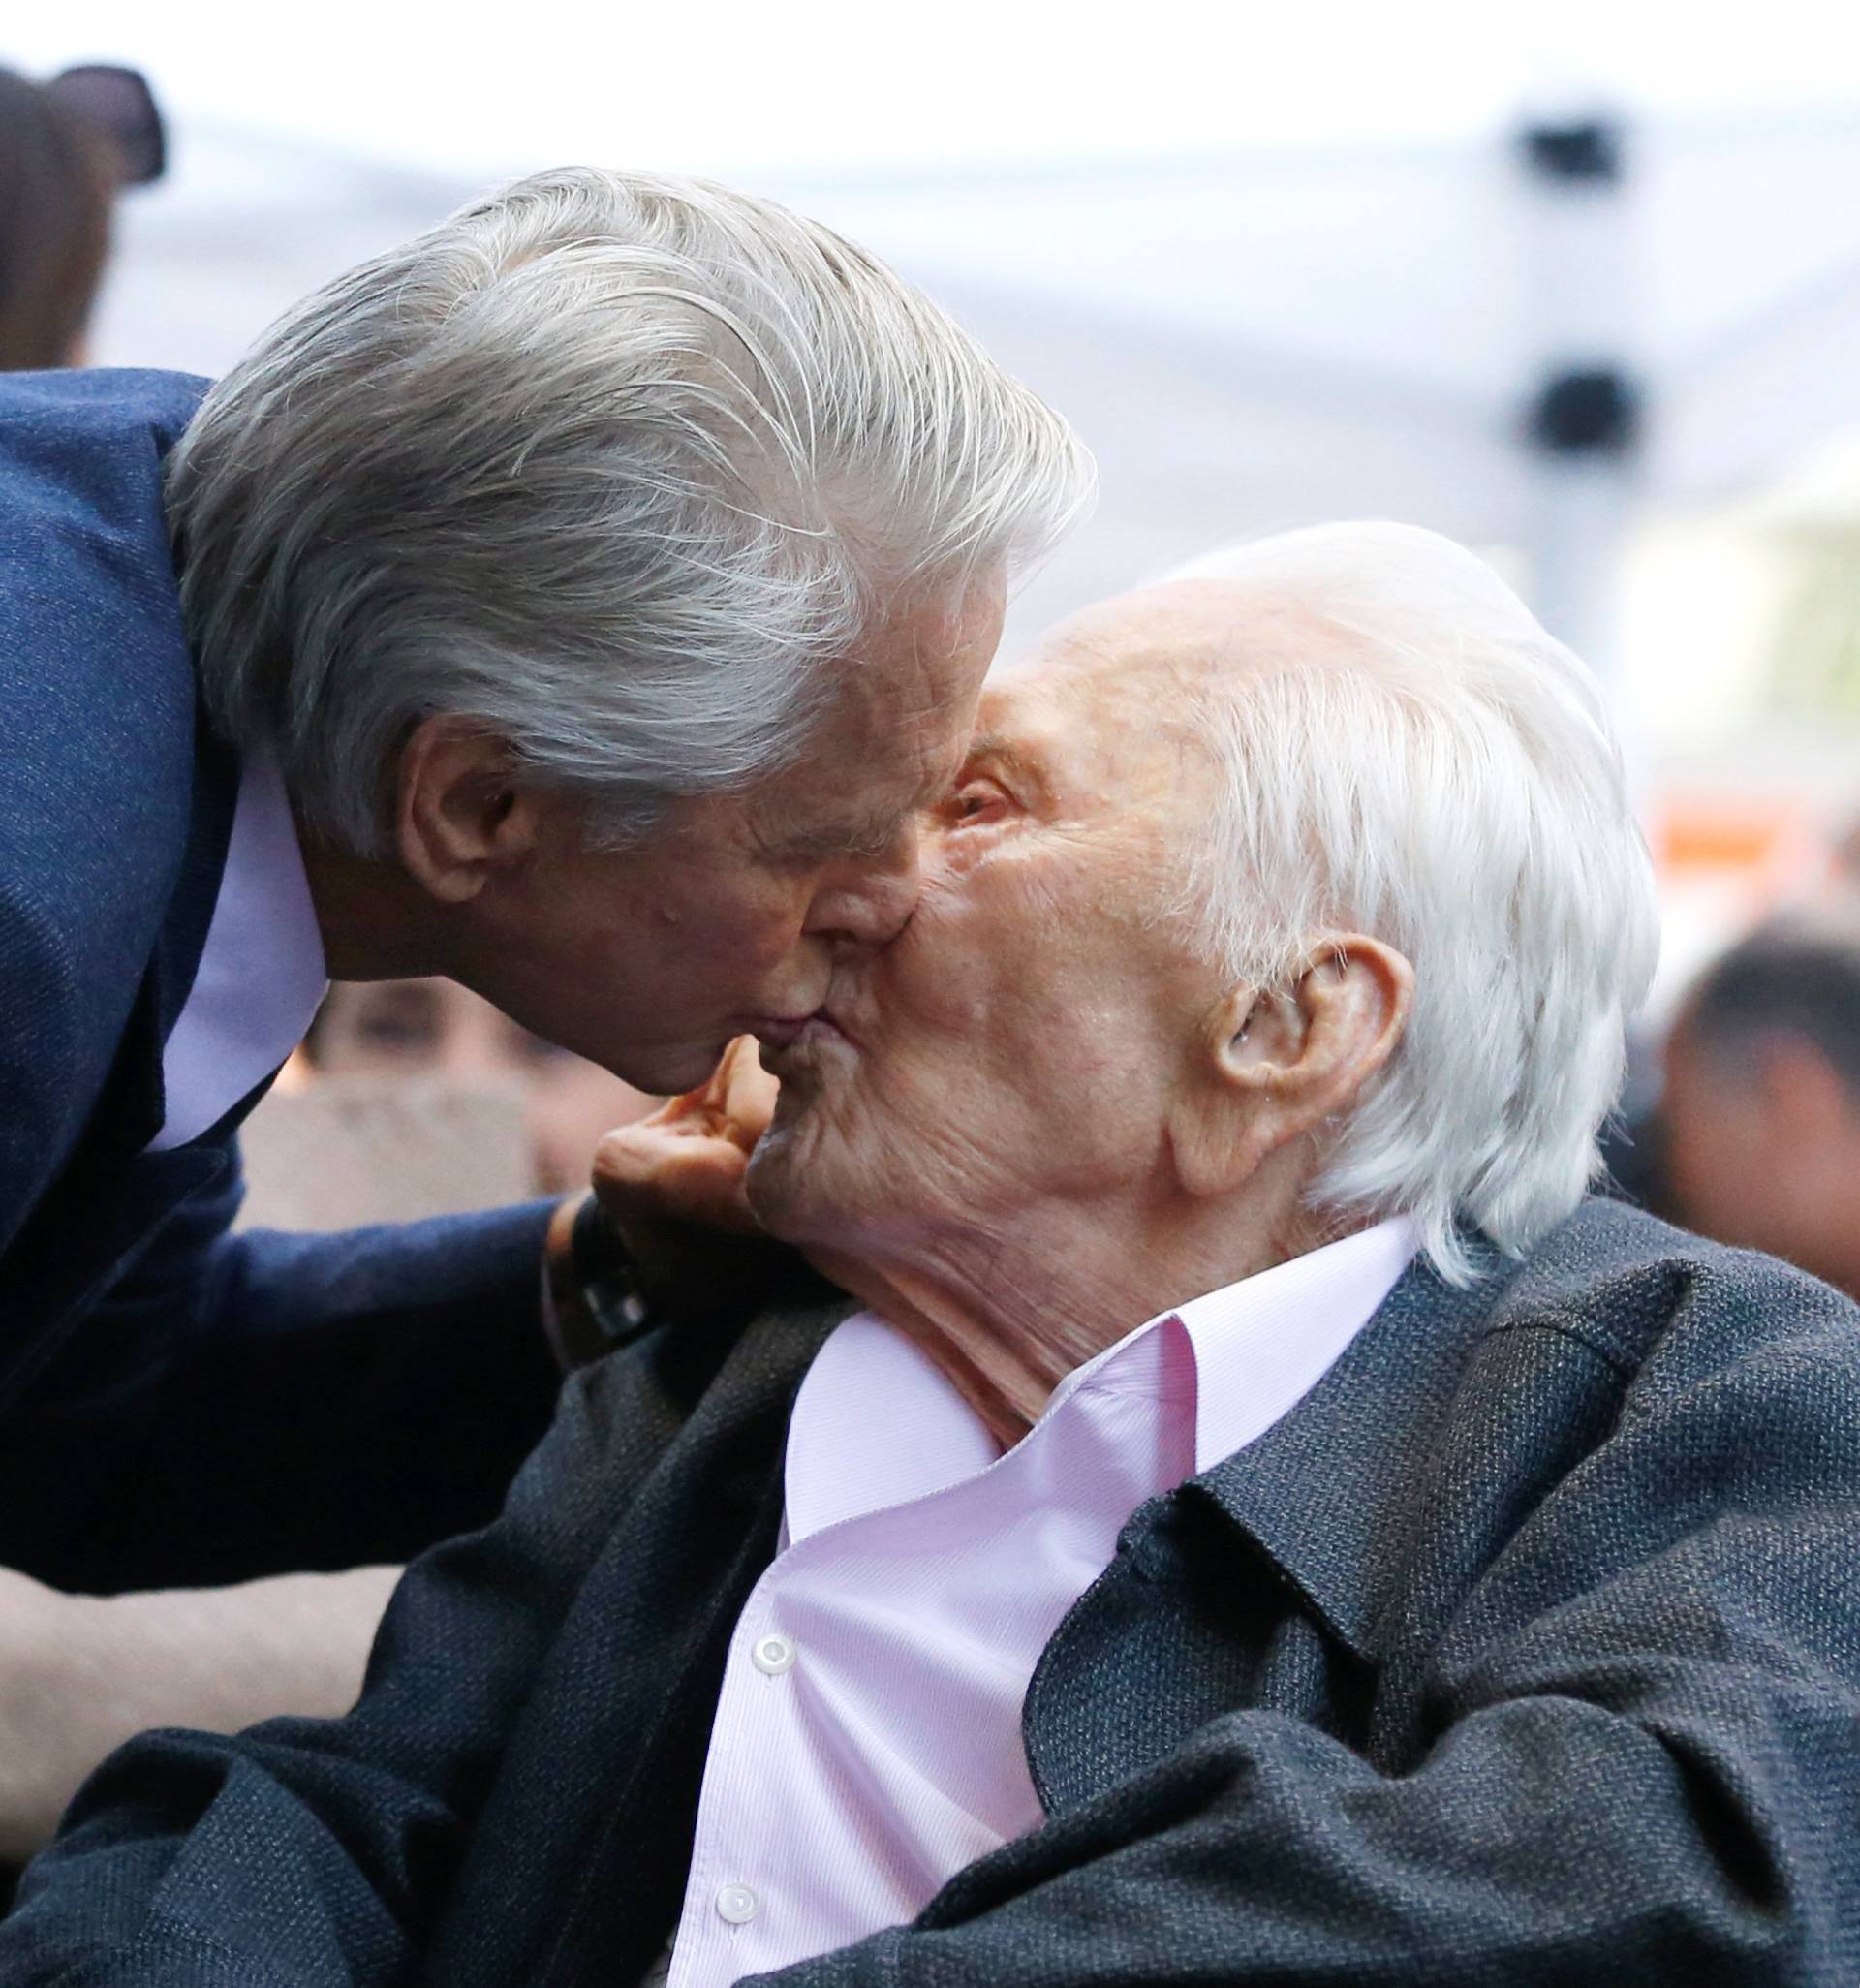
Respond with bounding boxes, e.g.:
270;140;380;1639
0;163;1086;1849
11;525;1860;1986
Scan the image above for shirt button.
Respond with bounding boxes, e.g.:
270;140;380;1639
715;1882;760;1925
751;1632;796;1676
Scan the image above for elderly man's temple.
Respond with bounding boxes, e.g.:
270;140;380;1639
8;523;1860;1986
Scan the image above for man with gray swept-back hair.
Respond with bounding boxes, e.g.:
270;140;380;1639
0;168;1086;1642
20;529;1860;1986
169;166;1088;1101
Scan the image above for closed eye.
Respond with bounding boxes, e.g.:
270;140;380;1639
777;813;906;865
943;776;1013;828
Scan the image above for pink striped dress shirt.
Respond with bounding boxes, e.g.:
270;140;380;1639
662;1217;1418;1988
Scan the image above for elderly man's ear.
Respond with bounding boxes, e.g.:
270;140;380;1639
396;716;547;904
1167;938;1415;1199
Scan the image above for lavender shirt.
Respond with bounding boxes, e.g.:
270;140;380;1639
663;1217;1418;1987
147;744;326;1152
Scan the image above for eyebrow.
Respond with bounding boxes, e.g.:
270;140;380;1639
962;732;1048;786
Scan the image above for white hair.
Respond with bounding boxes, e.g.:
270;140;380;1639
1163;522;1659;1282
169;166;1093;854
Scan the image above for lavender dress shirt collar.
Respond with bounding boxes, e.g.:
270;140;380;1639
147;743;327;1152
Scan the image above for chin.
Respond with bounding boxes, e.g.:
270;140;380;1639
745;1103;858;1244
743;1118;814;1237
640;1038;735;1097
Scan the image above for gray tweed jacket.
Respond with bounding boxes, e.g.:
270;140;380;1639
7;1197;1860;1986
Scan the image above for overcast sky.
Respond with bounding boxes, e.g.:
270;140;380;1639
10;1;1860;181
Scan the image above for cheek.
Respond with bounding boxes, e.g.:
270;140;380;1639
890;860;1116;1051
872;920;1014;1068
656;874;807;975
884;860;1051;1020
879;912;1158;1148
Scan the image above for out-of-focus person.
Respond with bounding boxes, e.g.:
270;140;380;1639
304;978;657;1196
1662;902;1860;1298
1831;813;1860;892
0;61;163;367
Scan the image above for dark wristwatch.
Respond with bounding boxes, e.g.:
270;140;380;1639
568;1195;656;1350
545;1196;658;1369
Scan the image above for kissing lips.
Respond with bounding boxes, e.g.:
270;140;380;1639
749;1013;814;1051
750;1008;854;1072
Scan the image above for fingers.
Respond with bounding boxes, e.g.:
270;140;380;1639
717;1038;778;1150
591;1120;760;1236
621;1038;775;1143
585;1037;779;1238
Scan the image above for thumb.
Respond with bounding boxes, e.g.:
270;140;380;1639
593;1123;763;1236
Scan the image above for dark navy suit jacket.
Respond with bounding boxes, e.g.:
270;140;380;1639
7;1201;1860;1985
0;369;560;1594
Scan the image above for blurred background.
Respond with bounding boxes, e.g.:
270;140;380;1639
9;0;1860;1269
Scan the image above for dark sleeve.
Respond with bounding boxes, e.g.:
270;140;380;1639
0;1144;562;1591
0;1352;625;1987
760;1316;1860;1988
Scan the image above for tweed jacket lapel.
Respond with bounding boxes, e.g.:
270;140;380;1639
426;1292;850;1988
1180;1246;1513;1662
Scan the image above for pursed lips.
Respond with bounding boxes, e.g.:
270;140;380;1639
748;1003;859;1078
750;1007;853;1050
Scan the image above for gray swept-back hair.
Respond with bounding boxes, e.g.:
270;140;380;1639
1162;522;1659;1283
169;166;1093;854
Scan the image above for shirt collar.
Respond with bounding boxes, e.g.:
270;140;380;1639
785;1218;1419;1541
785;1310;998;1543
148;741;327;1151
1174;1217;1419;1473
1041;1219;1418;1474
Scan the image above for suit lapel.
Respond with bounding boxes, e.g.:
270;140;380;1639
1020;1249;1517;1815
0;720;242;1408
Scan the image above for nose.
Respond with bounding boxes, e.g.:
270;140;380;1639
803;821;924;952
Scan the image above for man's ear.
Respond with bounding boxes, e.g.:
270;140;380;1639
1168;935;1415;1199
394;716;543;906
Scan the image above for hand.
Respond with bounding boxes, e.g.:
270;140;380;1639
544;1041;799;1352
590;1036;777;1239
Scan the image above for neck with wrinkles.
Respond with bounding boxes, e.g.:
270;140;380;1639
807;1155;1337;1448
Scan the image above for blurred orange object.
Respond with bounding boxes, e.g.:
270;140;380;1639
1657;800;1797;875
